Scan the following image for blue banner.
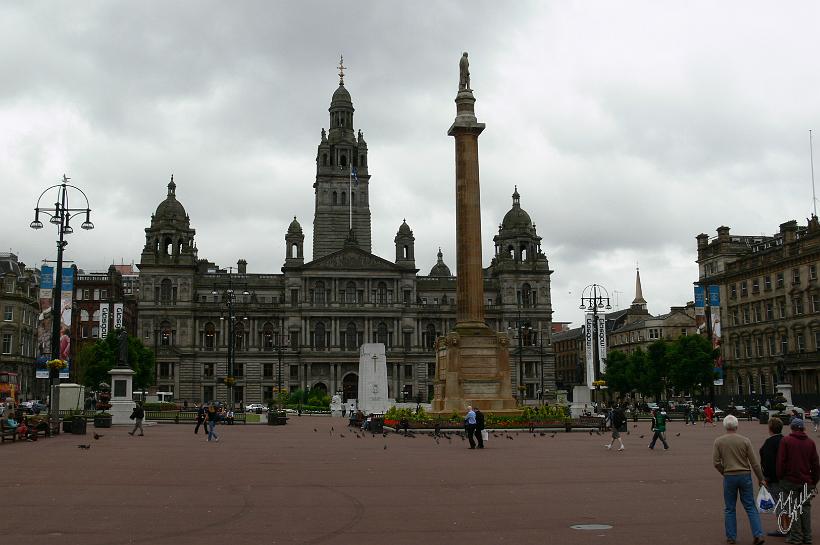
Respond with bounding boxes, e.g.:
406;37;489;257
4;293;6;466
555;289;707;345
694;286;705;308
61;267;74;291
41;265;54;290
708;285;720;306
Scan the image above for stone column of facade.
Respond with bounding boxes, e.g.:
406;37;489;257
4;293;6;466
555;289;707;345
432;53;516;414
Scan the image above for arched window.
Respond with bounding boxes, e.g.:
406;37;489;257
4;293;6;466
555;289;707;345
332;192;338;205
403;245;409;259
177;238;184;255
425;323;437;349
520;245;528;261
377;281;387;304
376;322;388;345
263;322;274;350
80;310;90;322
92;310;101;322
507;245;514;259
360;155;365;167
234;321;244;350
290;243;298;259
160;279;173;303
313;281;326;304
160;320;172;346
314;322;326;349
340;154;347;167
322;153;328;166
351;192;356;206
164;237;173;255
346;281;356;303
341;191;346;205
205;322;216;351
346;322;357;351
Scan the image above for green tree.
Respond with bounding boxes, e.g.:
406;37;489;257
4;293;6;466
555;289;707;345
647;340;670;398
603;350;632;395
76;329;155;391
667;334;718;395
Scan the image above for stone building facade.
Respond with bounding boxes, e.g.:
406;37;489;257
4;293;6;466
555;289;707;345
136;77;556;406
697;219;820;397
0;253;40;399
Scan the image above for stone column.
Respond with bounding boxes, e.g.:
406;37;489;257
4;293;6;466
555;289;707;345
448;87;485;329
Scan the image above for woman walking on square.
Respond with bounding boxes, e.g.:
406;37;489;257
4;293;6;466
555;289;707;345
206;405;220;442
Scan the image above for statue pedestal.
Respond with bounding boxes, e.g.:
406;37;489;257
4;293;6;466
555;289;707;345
357;344;389;414
570;386;592;417
431;326;518;414
108;367;136;425
776;383;793;407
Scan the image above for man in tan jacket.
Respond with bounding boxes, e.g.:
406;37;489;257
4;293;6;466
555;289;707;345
713;414;765;545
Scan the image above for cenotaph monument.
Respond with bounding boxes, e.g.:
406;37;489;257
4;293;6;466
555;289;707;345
357;343;389;414
431;52;517;414
108;329;137;424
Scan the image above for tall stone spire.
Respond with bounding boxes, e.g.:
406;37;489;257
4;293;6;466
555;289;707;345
632;267;647;309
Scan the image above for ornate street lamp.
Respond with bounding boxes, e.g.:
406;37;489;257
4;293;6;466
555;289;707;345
508;308;533;405
31;174;94;431
213;268;248;409
579;284;611;399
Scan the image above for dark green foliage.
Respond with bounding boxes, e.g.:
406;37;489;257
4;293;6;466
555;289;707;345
666;334;718;394
75;329;155;392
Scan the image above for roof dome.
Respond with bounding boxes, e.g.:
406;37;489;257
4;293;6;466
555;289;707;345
397;219;412;236
331;84;352;107
429;248;452;277
501;186;532;231
154;176;187;220
288;216;302;234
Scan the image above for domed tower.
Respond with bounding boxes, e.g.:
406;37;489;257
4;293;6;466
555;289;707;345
428;248;453;277
394;219;415;268
313;57;372;259
493;186;543;265
284;216;305;267
140;176;197;267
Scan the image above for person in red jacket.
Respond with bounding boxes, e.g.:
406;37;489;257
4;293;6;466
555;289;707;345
704;403;716;427
777;417;820;545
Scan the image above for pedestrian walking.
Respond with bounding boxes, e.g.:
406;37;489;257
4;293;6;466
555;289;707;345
759;417;785;538
194;404;206;434
810;407;819;433
704;403;716;427
605;405;626;451
464;406;477;449
648;408;669;450
776;417;820;545
713;414;765;545
474;408;485;449
128;402;145;436
206;405;220;442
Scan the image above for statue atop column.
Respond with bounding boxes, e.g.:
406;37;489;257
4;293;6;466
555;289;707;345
459;52;470;91
117;329;129;368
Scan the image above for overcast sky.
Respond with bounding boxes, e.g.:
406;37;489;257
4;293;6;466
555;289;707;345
3;2;819;326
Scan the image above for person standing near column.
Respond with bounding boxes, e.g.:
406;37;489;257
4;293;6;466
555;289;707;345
464;406;476;449
474;408;485;449
759;417;785;538
776;417;820;545
713;414;765;545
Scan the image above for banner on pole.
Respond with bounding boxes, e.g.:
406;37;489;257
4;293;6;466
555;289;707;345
584;313;595;388
100;304;110;339
113;303;124;329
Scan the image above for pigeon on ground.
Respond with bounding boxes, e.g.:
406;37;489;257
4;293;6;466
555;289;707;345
77;444;91;449
589;430;593;436
93;433;103;440
639;434;645;439
539;432;546;437
550;433;556;438
384;445;388;450
340;433;346;438
675;432;681;437
633;424;638;428
313;428;317;432
595;430;601;436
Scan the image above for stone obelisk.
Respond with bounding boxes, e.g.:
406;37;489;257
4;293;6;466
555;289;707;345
432;53;516;414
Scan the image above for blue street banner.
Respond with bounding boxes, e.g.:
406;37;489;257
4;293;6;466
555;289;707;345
694;286;704;308
40;265;54;290
708;285;720;306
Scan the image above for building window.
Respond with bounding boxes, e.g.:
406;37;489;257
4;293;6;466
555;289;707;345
404;365;413;379
778;299;786;318
753;304;761;322
730;284;737;298
376;282;388;304
1;334;11;354
203;386;214;403
92;326;99;337
403;332;411;351
755;337;763;357
733;340;740;359
793;296;804;316
731;308;739;326
777;272;785;288
234;322;244;350
203;363;215;377
768;335;776;356
742;306;750;324
766;302;773;320
159;363;173;379
813;294;820;313
811;265;818;281
423;323;437;349
263;322;274;350
797;334;805;353
376;322;388;345
204;322;216;351
263;364;273;378
764;275;772;290
752;278;760;293
312;322;326;349
290;365;298;380
781;335;789;354
427;362;436;377
649;328;660;340
3;306;11;321
793;269;801;285
234;362;244;377
745;339;752;358
815;331;820;350
740;281;748;297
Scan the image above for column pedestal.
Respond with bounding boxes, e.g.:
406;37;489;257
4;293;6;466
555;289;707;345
108;367;136;425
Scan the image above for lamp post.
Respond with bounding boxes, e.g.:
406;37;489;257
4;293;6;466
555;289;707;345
213;268;248;410
539;333;545;406
508;308;532;405
30;174;94;431
698;282;717;407
275;329;287;409
579;284;611;401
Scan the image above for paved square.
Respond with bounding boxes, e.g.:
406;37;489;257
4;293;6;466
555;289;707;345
4;416;813;544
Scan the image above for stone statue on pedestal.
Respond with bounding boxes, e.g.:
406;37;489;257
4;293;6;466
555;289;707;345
117;329;129;368
459;52;470;91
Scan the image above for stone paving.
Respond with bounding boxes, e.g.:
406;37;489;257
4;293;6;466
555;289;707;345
3;415;816;545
